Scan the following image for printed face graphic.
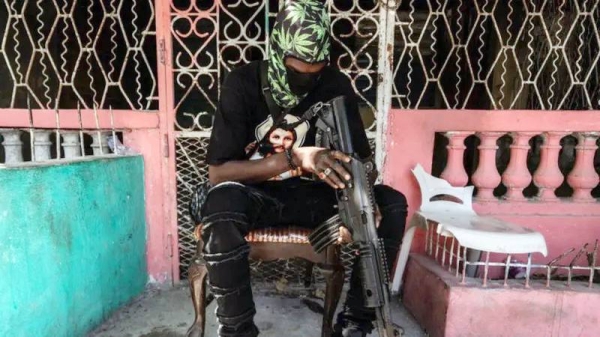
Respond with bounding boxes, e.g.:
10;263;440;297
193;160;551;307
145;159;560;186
269;128;295;153
247;114;310;181
254;114;309;151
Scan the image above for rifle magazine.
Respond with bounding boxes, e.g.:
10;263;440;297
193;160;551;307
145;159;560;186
308;214;343;254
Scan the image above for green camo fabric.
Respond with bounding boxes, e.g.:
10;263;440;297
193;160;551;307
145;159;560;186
267;0;331;109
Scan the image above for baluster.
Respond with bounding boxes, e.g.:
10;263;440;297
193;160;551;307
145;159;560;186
91;132;110;156
502;132;536;200
567;132;599;202
533;132;566;201
0;129;24;164
62;131;81;159
441;131;474;186
472;132;504;200
34;130;53;161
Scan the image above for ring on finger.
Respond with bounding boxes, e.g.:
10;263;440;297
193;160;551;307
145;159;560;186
323;168;333;176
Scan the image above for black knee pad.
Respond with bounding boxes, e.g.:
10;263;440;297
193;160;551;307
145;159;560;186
204;244;252;290
202;183;253;215
373;184;407;211
373;184;408;241
202;219;248;254
200;184;255;253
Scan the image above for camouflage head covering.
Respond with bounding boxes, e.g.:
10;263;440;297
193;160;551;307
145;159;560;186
267;0;331;109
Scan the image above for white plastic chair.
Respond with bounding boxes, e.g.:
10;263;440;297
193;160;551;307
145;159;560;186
391;164;548;295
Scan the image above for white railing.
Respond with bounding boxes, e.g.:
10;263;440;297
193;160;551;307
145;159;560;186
425;228;599;290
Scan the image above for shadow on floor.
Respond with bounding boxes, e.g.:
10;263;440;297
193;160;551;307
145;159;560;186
87;283;426;337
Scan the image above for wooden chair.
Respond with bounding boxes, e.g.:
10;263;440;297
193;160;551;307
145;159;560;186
185;224;348;337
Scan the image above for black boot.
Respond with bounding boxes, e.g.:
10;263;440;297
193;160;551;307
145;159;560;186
332;322;367;337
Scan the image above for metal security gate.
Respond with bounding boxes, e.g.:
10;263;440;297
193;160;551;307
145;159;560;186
166;1;394;279
163;0;600;280
0;0;158;110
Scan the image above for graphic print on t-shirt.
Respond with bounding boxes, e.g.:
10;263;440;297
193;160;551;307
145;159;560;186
246;114;310;181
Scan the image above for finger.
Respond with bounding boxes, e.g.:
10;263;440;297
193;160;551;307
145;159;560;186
327;169;345;189
332;160;352;181
323;155;351;182
324;176;339;189
339;227;352;244
318;161;346;188
318;171;339;189
330;150;352;163
375;207;382;228
319;162;345;188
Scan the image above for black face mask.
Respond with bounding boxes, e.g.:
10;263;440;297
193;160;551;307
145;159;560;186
286;66;322;95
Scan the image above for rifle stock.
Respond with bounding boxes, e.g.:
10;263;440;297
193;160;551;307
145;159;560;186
315;96;401;337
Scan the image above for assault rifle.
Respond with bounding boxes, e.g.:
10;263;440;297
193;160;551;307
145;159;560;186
308;96;402;337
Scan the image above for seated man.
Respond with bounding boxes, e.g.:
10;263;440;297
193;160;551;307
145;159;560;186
199;1;407;336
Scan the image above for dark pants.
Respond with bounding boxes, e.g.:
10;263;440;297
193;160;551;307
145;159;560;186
199;178;407;337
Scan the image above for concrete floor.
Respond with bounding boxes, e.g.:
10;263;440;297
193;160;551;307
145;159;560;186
87;283;426;337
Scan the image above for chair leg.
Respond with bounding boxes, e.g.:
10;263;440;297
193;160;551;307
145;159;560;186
304;262;315;288
318;245;344;337
391;225;417;296
465;249;482;278
186;240;209;337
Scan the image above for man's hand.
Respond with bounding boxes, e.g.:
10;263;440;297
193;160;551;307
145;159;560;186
293;147;352;189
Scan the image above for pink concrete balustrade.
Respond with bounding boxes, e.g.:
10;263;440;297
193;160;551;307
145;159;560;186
385;110;600;274
568;132;600;202
533;132;568;201
503;132;537;201
440;132;473;187
470;132;504;201
438;131;599;202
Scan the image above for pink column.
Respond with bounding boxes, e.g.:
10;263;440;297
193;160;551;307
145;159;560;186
125;129;173;284
472;132;504;200
441;131;474;187
567;132;599;202
502;132;536;201
533;132;566;201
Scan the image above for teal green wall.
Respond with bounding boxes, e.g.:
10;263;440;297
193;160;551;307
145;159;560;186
0;156;147;337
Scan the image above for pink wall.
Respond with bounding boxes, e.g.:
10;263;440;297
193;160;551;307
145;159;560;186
404;254;600;337
382;109;600;265
125;128;175;284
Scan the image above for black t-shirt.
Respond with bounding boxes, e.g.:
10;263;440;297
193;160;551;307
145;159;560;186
206;60;371;182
